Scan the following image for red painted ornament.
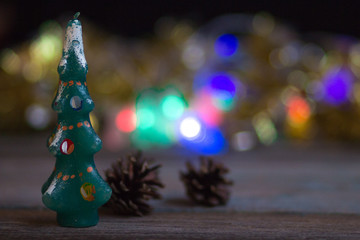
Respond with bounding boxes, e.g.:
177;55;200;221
60;139;75;155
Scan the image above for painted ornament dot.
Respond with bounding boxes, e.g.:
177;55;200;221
60;139;74;155
70;96;82;110
80;183;96;202
84;121;90;127
48;134;55;146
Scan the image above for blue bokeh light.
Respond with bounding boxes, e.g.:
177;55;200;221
214;33;239;57
210;73;237;97
322;67;354;105
209;72;240;111
193;71;242;112
177;115;227;155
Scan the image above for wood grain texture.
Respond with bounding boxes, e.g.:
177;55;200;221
1;209;360;239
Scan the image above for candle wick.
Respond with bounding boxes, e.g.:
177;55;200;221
73;12;80;20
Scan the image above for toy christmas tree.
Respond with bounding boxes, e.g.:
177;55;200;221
41;12;112;227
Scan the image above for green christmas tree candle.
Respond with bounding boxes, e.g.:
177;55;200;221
41;12;112;227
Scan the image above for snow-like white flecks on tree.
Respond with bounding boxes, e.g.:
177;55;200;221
41;12;112;228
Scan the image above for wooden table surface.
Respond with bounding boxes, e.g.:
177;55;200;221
1;134;360;239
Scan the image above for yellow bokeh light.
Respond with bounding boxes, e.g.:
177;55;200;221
30;34;62;63
350;44;360;68
22;61;43;82
252;111;277;145
0;49;21;75
353;83;360;104
252;12;275;36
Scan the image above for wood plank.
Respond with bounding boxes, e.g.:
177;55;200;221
1;209;360;239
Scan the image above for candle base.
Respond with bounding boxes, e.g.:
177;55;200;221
57;210;99;228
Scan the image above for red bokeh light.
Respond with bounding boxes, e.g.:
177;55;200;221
115;107;137;133
193;88;223;127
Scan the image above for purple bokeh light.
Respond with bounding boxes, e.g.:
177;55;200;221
322;67;354;105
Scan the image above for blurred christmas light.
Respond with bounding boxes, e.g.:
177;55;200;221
232;131;256;151
209;72;238;111
286;96;311;126
25;104;51;130
131;88;178;149
210;73;237;94
179;116;202;139
135;88;158;130
214;33;239;57
252;112;277;145
103;107;132;151
161;95;186;120
252;12;275;36
30;34;62;63
306;81;324;101
192;71;241;128
170;22;193;42
131;120;174;149
22;61;43;82
279;44;299;67
287;70;308;88
350;44;360;68
301;44;326;71
193;88;223;126
177;114;226;154
38;20;63;36
3;13;360;143
285;95;313;139
281;86;302;105
182;43;205;70
322;67;354;105
136;108;155;130
115;106;136;133
179;125;227;155
0;49;21;75
269;48;283;69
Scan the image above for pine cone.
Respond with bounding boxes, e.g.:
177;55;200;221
180;156;233;206
105;151;164;216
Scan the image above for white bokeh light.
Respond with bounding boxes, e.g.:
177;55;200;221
25;104;51;130
179;117;201;139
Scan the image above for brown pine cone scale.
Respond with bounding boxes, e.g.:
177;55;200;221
180;156;233;207
105;151;164;216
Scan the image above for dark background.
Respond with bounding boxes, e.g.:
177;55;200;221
1;0;360;48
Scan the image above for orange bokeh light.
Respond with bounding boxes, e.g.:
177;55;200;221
287;96;311;126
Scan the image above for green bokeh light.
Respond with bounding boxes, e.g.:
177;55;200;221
136;108;155;129
161;95;185;119
212;91;235;111
252;112;277;145
132;87;187;149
